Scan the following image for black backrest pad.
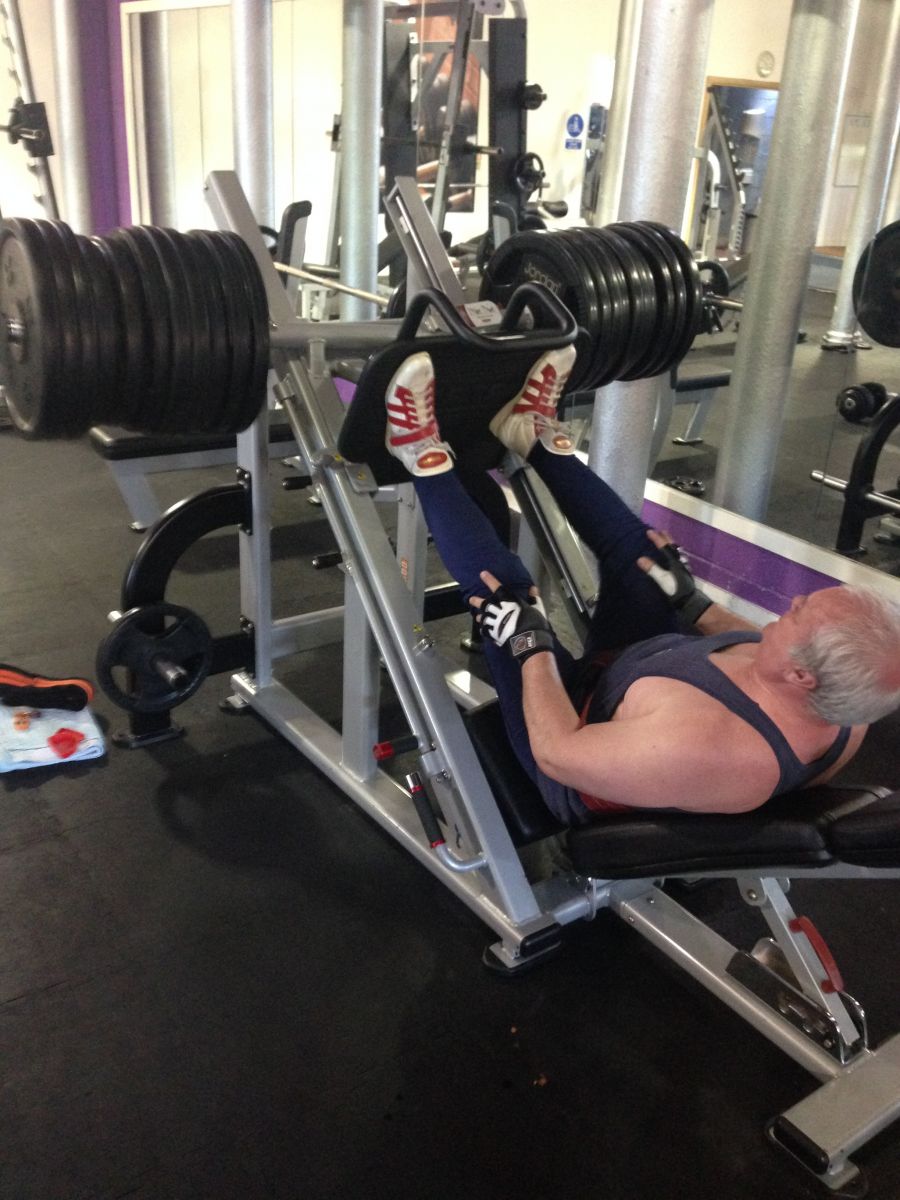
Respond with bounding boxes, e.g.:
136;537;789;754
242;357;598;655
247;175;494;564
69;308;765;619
337;331;590;485
567;784;897;878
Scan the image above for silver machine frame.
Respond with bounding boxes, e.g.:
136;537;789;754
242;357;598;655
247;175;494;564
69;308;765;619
202;170;900;1191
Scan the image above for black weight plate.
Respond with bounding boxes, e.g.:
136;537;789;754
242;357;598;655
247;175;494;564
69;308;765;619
852;220;900;347
577;228;634;385
77;234;124;424
479;230;599;389
218;232;272;430
0;218;66;437
600;227;659;381
96;601;212;714
135;227;197;434
110;227;176;433
640;221;703;368
561;229;624;389
610;222;679;379
192;230;254;434
94;234;152;429
589;227;654;381
150;227;213;434
182;233;232;434
42;221;101;432
629;221;689;376
30;219;89;435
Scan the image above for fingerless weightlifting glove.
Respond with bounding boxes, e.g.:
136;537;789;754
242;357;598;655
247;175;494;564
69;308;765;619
645;543;714;625
478;586;555;663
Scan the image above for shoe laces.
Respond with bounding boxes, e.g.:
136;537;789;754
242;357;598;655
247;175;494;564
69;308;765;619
516;362;569;422
388;376;437;438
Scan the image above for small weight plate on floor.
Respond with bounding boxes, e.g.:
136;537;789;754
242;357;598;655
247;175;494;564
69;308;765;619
610;222;678;379
94;233;152;429
192;230;254;434
111;227;176;432
0;218;67;437
852;219;900;347
640;221;703;368
30;219;88;434
96;601;213;714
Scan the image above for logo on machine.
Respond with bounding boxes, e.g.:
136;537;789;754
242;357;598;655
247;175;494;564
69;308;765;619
522;259;562;295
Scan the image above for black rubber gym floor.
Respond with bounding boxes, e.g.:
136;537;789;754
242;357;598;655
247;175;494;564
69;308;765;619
2;286;900;1200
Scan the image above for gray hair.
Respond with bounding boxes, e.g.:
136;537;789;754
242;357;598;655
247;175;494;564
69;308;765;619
790;585;900;725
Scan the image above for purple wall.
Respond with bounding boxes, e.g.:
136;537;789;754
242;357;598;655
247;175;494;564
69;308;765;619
73;0;130;231
642;501;840;617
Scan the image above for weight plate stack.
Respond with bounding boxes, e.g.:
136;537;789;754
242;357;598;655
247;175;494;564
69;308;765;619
852;220;900;348
0;218;71;437
479;221;704;392
0;214;273;440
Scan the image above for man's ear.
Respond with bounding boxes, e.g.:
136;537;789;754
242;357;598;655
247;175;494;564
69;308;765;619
786;664;818;692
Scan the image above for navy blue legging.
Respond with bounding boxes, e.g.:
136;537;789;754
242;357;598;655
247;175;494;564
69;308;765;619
413;443;680;805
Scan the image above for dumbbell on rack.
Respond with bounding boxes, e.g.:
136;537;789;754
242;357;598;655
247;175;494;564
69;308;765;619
812;384;900;555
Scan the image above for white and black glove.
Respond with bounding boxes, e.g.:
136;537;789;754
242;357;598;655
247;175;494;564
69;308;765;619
478;585;555;664
644;542;713;625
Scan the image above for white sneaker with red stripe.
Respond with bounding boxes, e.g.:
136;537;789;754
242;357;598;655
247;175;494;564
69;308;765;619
385;351;454;477
489;345;578;458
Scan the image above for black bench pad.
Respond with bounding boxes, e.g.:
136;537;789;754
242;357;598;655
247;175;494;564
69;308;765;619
89;422;296;460
672;369;731;394
567;785;898;878
829;789;900;865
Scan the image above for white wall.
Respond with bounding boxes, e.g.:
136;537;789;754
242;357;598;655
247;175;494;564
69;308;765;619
5;0;888;255
0;0;61;219
817;0;894;248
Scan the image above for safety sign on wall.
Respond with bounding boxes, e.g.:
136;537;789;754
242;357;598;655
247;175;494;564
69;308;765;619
565;112;584;150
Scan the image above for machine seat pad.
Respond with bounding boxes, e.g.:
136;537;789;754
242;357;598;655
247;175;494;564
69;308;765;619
827;788;900;865
462;701;565;847
89;423;296;460
566;785;892;879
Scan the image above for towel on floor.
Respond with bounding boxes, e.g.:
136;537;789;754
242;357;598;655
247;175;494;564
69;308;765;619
0;703;105;773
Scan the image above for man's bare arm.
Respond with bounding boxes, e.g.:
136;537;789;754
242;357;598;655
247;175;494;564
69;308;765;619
694;602;761;635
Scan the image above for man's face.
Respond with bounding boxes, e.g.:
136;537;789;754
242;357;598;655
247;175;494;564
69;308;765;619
759;587;852;672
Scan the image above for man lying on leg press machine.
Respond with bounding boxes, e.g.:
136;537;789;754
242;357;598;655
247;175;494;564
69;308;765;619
383;343;900;821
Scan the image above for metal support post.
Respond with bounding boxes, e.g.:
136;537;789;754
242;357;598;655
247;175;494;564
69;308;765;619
231;0;275;229
592;0;643;228
340;0;383;322
430;0;476;233
886;121;900;224
140;11;177;227
713;0;860;521
822;0;900;350
50;0;91;231
589;0;714;505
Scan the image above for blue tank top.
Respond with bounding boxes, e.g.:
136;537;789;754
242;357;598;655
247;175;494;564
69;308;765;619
582;631;852;795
